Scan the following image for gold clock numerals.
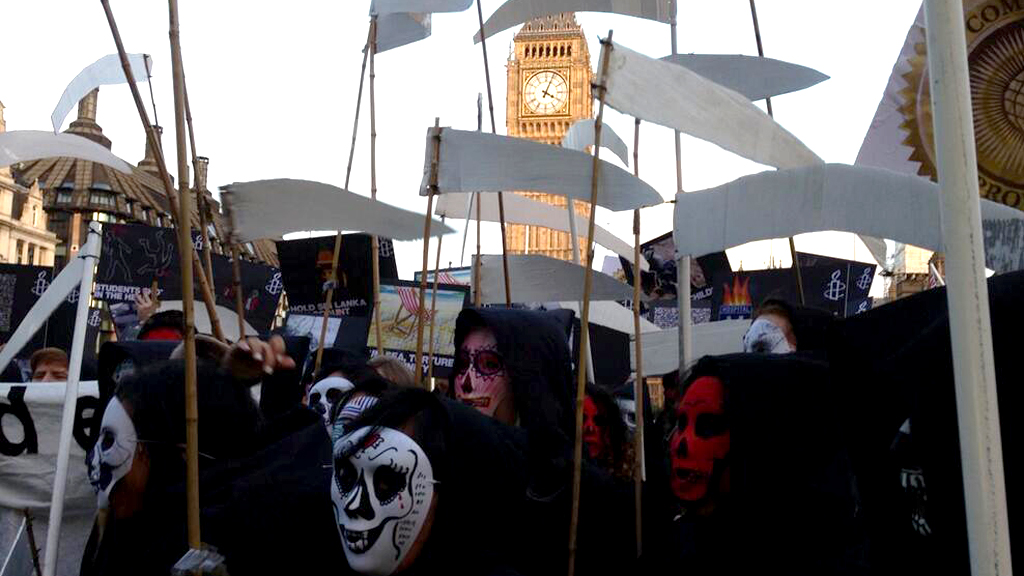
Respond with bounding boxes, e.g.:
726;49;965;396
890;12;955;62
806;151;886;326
525;71;568;115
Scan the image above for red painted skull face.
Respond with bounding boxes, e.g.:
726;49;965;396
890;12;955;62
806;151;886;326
582;396;609;461
669;376;729;502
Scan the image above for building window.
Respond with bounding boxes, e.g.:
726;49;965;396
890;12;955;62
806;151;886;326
90;191;115;207
32;206;38;227
15;240;24;264
27;244;35;265
57;192;73;204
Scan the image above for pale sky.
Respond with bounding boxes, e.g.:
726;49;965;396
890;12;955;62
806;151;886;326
1;1;923;296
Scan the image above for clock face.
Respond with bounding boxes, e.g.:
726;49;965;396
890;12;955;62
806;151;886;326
524;71;568;115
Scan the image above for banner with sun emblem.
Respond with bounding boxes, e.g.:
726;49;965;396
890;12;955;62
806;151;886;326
857;2;1024;212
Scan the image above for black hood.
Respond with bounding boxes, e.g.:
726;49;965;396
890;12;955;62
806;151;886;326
449;307;576;441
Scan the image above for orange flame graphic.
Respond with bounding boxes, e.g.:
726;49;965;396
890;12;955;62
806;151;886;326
722;276;752;307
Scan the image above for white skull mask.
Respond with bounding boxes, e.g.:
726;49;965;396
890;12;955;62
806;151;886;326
616;398;637;434
743;317;795;354
310;376;355;425
87;398;138;508
332;427;435;576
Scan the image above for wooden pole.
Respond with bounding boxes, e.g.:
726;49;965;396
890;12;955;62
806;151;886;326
426;216;446;384
99;0;226;344
368;16;384;356
631;118;644;558
748;0;805;305
475;0;512;306
182;79;215;290
231;243;245;339
167;0;201;552
568;31;614;576
924;1;1011;573
416;119;441;386
313;21;373;375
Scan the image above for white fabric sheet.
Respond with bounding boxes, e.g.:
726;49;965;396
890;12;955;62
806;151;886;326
371;0;472;15
159;301;257;342
555;301;659;334
51;54;150;133
434;192;649;270
474;0;672;43
659;54;829;102
421;128;662;212
672;163;1024;274
474;254;635;304
0;131;132;174
631;320;749;375
376;12;432;53
561;119;631;167
222;179;454;243
603;41;822;170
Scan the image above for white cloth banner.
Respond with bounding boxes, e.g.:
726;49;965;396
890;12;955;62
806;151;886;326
474;0;672;43
474;254;635;304
672;163;1024;274
371;0;472;15
433;192;649;270
603;41;822;170
420;128;662;212
51;54;151;133
659;54;829;102
562;119;631;167
222;179;454;242
0;381;99;512
631;320;749;375
0;131;132;174
377;12;432;53
555;301;660;335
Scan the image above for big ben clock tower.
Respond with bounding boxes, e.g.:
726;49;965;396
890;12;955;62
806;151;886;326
506;13;593;261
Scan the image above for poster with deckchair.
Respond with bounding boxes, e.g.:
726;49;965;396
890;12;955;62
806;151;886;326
367;280;469;378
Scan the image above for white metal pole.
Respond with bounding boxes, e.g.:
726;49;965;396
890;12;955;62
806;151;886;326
670;0;692;369
43;222;101;576
923;2;1011;575
567;199;582;266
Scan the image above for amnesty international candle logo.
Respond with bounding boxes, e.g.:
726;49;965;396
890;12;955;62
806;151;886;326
900;0;1024;210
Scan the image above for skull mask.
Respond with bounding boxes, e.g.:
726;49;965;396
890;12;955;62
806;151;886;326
454;328;511;419
616;398;637;435
309;376;355;425
332;427;435;576
87;398;138;508
582;396;609;461
743;317;794;354
669;376;729;502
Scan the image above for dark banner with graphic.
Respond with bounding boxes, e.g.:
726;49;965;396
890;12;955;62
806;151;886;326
0;263;100;375
619;231;733;328
710;254;877;321
276;235;398;318
95;223;282;332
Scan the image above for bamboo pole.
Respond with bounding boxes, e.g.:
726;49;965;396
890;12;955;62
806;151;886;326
748;0;805;305
231;243;245;340
99;0;226;344
167;0;201;552
416;119;441;386
568;31;614;576
314;21;373;375
924;1;1010;574
631;118;644;558
475;0;512;306
426;216;446;384
182;79;215;290
368;16;384;357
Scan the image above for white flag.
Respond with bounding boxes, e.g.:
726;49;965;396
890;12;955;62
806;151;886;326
51;54;151;133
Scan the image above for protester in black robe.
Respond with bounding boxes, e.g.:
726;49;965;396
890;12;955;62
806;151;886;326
644;353;864;576
334;387;635;576
81;355;340;575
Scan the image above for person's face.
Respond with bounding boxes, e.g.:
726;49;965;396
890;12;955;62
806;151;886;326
746;313;796;352
582;396;609;461
669;376;729;503
454;328;514;424
32;360;68;382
